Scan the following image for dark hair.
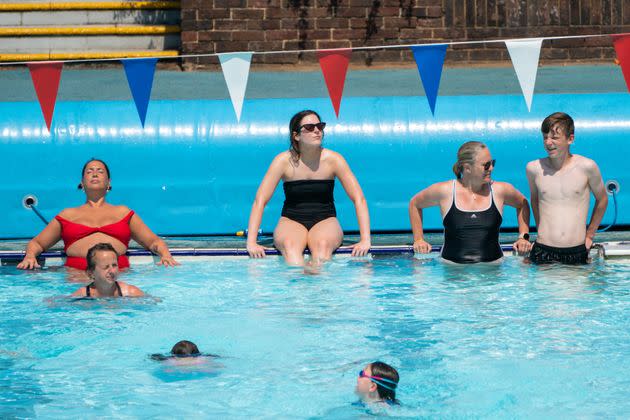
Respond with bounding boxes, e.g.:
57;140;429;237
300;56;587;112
370;361;399;402
171;340;200;357
86;243;118;271
150;341;218;361
541;112;574;137
288;110;322;162
78;158;111;190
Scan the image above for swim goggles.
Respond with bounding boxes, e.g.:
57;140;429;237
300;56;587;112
298;122;326;132
358;370;398;391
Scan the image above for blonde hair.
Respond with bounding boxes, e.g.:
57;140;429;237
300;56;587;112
452;141;487;179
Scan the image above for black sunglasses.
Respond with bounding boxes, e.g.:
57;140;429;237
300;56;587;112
298;122;326;132
482;159;496;170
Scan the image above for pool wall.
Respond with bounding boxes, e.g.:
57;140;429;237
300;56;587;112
1;93;628;238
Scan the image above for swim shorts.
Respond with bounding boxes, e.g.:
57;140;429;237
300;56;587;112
528;242;589;265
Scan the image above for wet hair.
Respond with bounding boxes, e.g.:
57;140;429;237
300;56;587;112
86;243;118;271
541;112;574;137
452;141;487;179
78;158;111;190
170;340;200;357
149;340;220;361
288;110;322;162
370;361;399;402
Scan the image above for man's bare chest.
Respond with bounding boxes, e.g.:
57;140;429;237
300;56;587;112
537;171;588;202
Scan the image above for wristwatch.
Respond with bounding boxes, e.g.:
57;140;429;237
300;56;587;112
519;233;530;241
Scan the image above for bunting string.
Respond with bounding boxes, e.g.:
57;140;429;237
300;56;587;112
6;32;630;129
1;32;628;66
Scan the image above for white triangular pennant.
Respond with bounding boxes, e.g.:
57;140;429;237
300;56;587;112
505;39;543;112
219;52;253;122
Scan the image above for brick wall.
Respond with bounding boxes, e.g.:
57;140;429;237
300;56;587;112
180;0;630;68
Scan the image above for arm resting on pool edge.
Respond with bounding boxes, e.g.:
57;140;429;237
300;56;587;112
525;162;540;228
17;218;63;269
128;214;179;267
246;153;286;258
333;152;371;257
585;160;608;249
409;183;445;254
498;182;532;255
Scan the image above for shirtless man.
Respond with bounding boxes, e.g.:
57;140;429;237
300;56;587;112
526;112;608;264
71;243;144;297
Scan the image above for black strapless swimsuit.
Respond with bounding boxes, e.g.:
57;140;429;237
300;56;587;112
281;179;337;230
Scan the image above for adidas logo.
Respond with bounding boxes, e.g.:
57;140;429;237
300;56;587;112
470;214;477;219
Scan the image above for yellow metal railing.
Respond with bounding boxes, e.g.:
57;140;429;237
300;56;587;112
0;2;180;11
0;25;180;36
0;2;182;63
0;50;179;62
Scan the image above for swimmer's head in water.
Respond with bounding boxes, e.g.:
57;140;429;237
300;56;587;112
171;340;201;357
150;341;218;362
368;361;399;401
289;110;323;161
356;361;399;403
78;158;111;190
452;141;487;180
541;112;574;137
86;243;119;272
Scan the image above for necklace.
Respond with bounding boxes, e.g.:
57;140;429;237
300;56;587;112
469;187;484;201
460;179;482;201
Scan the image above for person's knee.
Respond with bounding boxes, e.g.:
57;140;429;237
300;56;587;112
311;238;335;254
277;237;301;253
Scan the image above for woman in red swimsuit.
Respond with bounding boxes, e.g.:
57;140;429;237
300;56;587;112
17;158;178;270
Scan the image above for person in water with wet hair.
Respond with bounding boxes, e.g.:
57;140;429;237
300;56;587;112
151;340;219;367
170;340;200;357
356;361;400;404
71;243;144;298
151;340;202;360
409;141;532;263
18;158;178;270
246;110;371;265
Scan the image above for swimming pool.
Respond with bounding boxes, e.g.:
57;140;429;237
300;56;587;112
1;254;629;417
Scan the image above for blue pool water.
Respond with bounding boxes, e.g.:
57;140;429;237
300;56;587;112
1;254;629;418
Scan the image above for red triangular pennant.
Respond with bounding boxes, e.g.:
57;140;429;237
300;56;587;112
317;49;351;118
27;62;63;131
613;34;630;93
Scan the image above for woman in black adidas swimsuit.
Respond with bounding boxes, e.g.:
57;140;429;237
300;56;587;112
409;141;532;263
246;110;371;265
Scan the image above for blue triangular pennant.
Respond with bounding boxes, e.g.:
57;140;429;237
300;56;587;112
122;58;158;127
410;44;448;116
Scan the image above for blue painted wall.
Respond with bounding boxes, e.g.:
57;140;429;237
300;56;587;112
1;93;627;238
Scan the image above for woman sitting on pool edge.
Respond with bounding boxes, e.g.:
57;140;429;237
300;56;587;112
71;243;143;297
246;110;371;265
409;141;532;263
17;158;178;270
